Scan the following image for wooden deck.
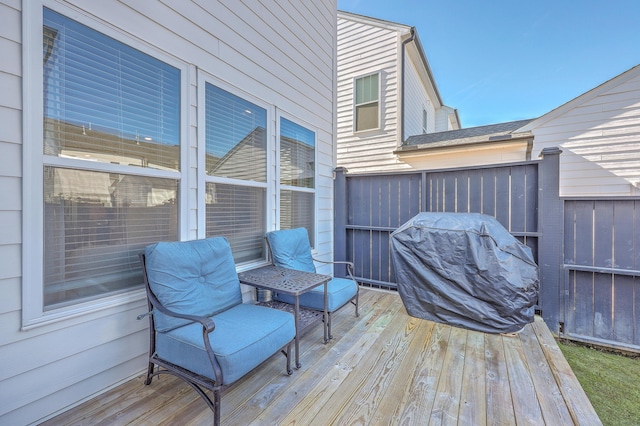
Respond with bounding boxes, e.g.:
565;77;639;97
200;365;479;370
42;289;601;425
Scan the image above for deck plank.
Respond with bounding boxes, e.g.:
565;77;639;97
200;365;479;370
458;331;487;425
41;289;601;425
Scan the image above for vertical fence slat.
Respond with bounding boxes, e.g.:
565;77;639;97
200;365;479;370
594;201;614;268
495;168;510;229
614;200;635;269
468;170;482;213
526;164;539;233
563;201;576;265
481;169;496;217
593;272;613;340
574;202;594;267
613;275;635;344
510;166;526;233
574;271;595;337
457;172;469;213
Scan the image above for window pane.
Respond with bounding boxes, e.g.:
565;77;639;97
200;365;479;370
280;190;315;247
44;167;178;309
280;118;315;188
355;74;378;104
205;183;266;263
205;84;267;181
43;9;181;171
356;102;379;131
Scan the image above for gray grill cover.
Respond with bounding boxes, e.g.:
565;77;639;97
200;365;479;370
390;212;539;333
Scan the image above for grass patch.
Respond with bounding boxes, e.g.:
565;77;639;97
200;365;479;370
558;341;640;426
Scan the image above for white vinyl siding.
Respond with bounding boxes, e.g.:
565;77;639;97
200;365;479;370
4;1;337;424
404;57;435;137
336;16;402;172
530;70;640;196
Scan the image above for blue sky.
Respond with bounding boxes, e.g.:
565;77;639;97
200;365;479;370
338;0;640;128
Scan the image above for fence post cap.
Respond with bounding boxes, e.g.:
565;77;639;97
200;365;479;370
539;147;563;157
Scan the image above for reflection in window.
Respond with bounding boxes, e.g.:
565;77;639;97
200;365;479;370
205;84;267;263
43;167;178;309
43;8;180;170
205;84;267;181
42;9;181;310
279;118;316;246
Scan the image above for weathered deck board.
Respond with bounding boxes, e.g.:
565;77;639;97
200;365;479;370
41;289;601;425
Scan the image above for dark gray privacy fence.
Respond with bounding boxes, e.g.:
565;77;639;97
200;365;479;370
334;148;563;334
562;198;640;351
335;147;640;351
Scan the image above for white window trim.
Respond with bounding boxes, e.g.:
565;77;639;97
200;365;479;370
353;71;382;133
275;110;319;249
22;1;190;328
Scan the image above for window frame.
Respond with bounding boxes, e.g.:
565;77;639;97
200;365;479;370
197;71;276;267
275;110;318;248
22;2;190;328
353;72;381;133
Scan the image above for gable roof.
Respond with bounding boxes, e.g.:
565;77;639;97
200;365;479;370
396;119;534;153
516;63;640;132
337;10;448;110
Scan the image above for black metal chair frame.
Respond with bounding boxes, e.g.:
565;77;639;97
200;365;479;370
137;253;293;426
265;239;360;340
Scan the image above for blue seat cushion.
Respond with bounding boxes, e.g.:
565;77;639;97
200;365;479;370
266;228;316;273
144;237;242;333
274;277;357;312
156;303;295;385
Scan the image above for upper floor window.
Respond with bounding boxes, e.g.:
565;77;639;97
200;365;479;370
354;73;379;132
39;8;181;312
422;108;428;134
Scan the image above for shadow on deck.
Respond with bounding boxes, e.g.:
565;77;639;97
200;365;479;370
42;288;601;425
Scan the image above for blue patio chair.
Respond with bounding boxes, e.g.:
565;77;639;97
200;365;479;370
266;228;359;340
138;237;295;426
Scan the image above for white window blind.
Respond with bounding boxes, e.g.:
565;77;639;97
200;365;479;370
354;73;379;131
42;8;180;310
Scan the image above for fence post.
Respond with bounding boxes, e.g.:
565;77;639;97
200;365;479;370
538;147;563;334
334;167;348;278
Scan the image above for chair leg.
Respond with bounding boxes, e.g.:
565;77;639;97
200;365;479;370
355;291;360;317
144;362;155;385
287;341;293;375
213;389;221;426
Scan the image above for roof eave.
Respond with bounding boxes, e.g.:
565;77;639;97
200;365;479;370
394;133;533;155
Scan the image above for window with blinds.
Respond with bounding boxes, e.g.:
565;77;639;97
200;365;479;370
204;84;268;263
279;117;316;247
42;8;180;310
354;73;380;132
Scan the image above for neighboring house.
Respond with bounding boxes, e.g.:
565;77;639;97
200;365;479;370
397;118;535;170
0;1;338;424
396;65;640;197
336;11;460;173
522;64;640;196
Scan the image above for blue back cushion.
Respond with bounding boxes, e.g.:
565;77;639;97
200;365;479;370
144;237;242;332
266;228;316;273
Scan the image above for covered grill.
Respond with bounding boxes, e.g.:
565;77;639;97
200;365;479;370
390;212;539;333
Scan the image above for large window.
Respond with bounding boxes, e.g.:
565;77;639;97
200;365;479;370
40;8;180;311
204;84;268;263
279;117;316;246
354;73;380;132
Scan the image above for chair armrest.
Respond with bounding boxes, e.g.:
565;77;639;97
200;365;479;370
152;299;217;333
312;258;355;277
